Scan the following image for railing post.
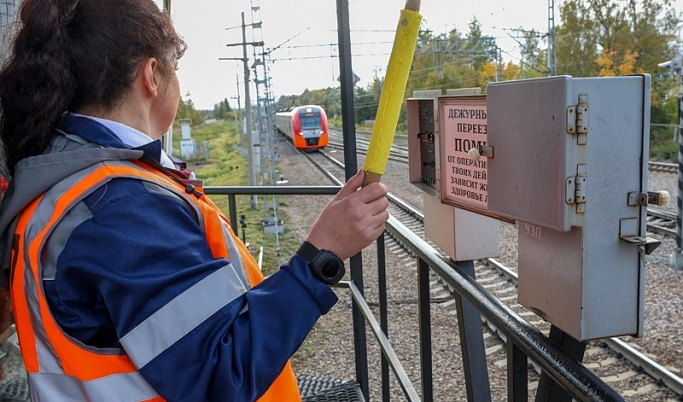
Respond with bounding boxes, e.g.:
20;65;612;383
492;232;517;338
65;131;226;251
335;0;369;396
349;257;368;399
535;325;586;402
454;260;492;402
228;194;238;236
507;342;528;402
377;234;390;402
418;258;433;401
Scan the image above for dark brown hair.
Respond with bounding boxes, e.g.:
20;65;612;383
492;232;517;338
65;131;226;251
0;0;186;176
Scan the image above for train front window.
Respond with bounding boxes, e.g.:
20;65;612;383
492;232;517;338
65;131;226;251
299;112;321;130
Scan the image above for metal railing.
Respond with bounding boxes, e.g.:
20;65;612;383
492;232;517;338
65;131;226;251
205;185;628;402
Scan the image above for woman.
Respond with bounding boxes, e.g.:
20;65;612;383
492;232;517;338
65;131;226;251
0;0;389;401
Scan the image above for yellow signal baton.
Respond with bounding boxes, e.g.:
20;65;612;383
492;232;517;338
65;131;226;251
362;0;422;186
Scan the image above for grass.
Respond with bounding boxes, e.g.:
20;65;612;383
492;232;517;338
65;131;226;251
650;126;678;162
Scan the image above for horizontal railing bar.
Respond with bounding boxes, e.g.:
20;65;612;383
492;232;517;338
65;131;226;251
204;185;341;196
204;185;342;232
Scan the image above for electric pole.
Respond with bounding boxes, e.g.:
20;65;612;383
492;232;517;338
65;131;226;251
548;0;557;76
222;12;264;209
241;12;257;209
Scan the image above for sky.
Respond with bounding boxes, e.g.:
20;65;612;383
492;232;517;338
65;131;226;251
156;0;683;111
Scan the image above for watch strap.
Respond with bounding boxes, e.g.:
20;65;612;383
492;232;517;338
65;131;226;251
296;241;320;263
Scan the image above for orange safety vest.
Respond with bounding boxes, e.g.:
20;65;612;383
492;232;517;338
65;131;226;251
10;160;300;401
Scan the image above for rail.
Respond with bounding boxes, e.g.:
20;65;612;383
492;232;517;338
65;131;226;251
205;185;629;402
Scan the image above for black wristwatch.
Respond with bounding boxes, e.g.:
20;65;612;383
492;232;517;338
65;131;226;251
296;241;345;285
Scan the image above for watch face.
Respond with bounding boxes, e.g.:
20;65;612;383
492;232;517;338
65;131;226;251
313;251;345;284
322;260;342;277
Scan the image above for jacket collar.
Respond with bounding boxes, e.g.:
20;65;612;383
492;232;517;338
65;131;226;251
60;114;164;163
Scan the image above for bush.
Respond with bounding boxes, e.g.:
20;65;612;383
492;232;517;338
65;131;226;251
650;125;678;162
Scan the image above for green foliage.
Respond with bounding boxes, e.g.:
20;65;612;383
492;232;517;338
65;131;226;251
650;124;678;161
517;29;549;78
275;88;343;120
554;0;681;160
354;86;379;125
212;98;233;120
176;96;203;126
408;19;497;95
557;0;679;78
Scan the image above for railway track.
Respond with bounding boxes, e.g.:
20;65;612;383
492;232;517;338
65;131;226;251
647;208;677;238
649;162;678;174
331;128;679;174
295;142;683;401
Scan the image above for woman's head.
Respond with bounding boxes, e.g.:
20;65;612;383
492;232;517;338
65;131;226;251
0;0;186;175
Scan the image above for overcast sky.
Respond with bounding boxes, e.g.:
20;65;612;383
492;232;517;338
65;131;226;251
157;0;683;110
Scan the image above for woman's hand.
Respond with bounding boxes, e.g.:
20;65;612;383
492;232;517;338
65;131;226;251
305;169;390;260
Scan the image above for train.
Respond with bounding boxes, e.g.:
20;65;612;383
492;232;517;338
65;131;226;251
274;105;329;150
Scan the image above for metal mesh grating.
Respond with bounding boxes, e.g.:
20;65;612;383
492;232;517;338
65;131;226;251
297;374;365;402
0;333;29;402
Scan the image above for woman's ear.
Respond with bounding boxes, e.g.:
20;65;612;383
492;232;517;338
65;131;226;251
140;58;160;98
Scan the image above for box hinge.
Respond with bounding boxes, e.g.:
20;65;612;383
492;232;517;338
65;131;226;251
567;94;589;145
566;164;587;213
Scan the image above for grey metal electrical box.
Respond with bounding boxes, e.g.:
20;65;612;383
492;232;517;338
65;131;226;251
486;75;653;340
407;89;500;262
407;91;442;197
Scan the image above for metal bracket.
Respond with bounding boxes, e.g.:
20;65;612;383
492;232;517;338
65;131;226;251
627;192;649;206
467;145;494;161
567;94;589;145
627;191;671;206
620;235;662;255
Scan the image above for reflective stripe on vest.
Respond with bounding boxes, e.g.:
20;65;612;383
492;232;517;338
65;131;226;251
11;160;300;402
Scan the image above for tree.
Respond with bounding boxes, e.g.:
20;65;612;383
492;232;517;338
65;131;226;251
596;49;640;76
464;18;497;74
213;98;232;120
354;86;376;125
176;96;202;126
407;20;499;96
478;62;498;87
557;0;679;78
556;0;680;126
517;28;549;78
556;0;601;77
